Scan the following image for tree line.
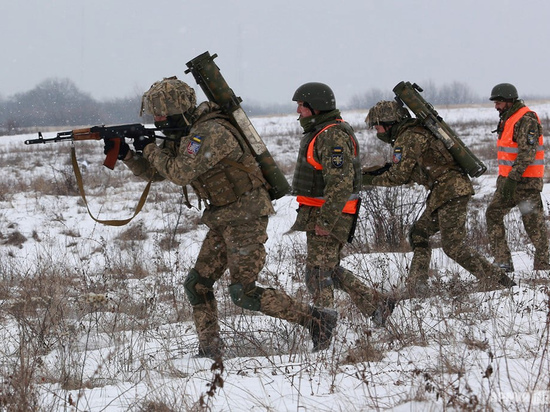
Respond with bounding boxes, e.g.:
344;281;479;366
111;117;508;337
2;77;544;136
0;78;295;135
347;80;483;109
0;78;144;135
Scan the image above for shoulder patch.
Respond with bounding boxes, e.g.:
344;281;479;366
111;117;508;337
331;146;344;168
186;135;203;156
527;129;538;145
393;147;403;163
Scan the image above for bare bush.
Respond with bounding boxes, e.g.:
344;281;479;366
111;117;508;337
1;106;550;411
357;186;425;252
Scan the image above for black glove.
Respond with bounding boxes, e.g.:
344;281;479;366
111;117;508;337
501;177;518;201
133;135;156;153
362;162;392;176
363;173;375;185
104;138;130;160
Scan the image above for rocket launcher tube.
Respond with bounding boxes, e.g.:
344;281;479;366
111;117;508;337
393;81;487;178
185;51;290;199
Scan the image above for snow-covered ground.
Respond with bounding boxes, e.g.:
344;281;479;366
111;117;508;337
0;103;549;411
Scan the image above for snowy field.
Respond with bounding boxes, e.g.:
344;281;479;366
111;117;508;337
0;103;549;411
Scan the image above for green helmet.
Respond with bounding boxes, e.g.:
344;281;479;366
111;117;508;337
489;83;518;102
140;76;197;117
292;82;336;111
365;100;411;128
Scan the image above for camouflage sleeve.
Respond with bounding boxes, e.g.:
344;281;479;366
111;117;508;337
371;130;425;186
508;112;541;181
316;127;356;229
123;152;166;182
142;120;239;186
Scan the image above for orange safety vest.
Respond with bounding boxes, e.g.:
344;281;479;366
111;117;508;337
297;121;359;214
498;106;544;178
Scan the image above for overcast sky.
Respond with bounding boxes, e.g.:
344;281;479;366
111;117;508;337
2;0;550;107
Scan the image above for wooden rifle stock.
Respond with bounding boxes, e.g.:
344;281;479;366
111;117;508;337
69;128;119;169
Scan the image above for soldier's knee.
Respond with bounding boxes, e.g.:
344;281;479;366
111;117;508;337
183;268;215;306
331;266;347;289
408;226;429;249
441;243;463;260
485;204;498;221
228;282;264;311
305;266;334;294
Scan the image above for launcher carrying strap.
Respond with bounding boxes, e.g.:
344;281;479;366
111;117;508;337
71;146;151;226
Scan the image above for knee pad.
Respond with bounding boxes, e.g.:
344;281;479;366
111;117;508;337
183;268;215;306
331;266;347;289
228;282;264;311
305;267;334;295
408;225;429;250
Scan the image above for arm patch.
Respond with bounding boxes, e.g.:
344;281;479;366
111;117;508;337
186;135;203;156
527;129;538;145
331;146;344;168
393;147;403;163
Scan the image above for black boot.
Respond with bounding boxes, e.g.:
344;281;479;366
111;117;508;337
308;307;337;352
194;337;224;359
498;273;517;288
371;296;396;327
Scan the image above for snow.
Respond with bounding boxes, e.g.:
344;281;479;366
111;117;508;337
0;103;549;411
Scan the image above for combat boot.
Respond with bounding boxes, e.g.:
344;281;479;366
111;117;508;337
307;306;337;352
533;261;550;271
480;272;517;291
195;338;224;359
498;272;517;288
371;296;396;327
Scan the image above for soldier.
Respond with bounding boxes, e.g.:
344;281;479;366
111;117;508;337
290;82;395;326
110;76;337;357
486;83;549;272
362;101;516;297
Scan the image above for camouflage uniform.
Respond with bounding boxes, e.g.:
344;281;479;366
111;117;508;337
485;100;549;270
365;118;513;294
291;109;385;318
125;98;335;356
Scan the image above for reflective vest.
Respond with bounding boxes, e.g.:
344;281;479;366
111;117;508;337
498;106;544;178
296;121;360;214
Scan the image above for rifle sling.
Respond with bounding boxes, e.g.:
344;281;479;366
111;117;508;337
71;146;151;226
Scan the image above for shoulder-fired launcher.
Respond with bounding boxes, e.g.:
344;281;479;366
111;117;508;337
185;51;290;200
393;81;487;178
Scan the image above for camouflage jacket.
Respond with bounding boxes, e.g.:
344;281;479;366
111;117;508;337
370;119;474;214
494;100;544;191
291;110;361;241
124;102;274;226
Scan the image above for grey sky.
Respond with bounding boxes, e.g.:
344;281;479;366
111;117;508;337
2;0;549;106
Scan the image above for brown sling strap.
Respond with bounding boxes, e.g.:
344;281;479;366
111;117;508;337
71;146;151;226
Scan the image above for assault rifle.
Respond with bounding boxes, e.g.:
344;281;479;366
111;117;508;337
24;123;178;226
24;123;173;170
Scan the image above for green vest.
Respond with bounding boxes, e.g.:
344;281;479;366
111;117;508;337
292;117;361;198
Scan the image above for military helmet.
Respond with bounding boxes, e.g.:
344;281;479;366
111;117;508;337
489;83;518;102
140;76;197;117
292;82;336;111
365;100;411;127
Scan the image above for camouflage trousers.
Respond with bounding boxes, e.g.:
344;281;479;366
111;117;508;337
408;196;505;290
304;231;379;317
190;216;312;354
486;186;549;269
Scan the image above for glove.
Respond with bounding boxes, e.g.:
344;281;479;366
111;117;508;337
501;177;518;201
362;162;391;176
363;173;375;186
133;135;156;153
104;138;130;160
